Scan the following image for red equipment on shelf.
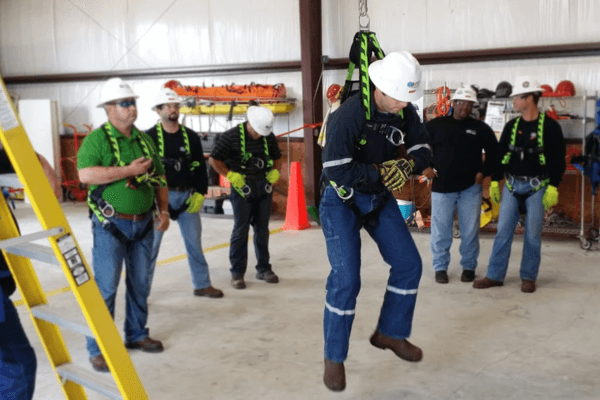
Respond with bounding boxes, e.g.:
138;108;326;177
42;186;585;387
60;124;91;201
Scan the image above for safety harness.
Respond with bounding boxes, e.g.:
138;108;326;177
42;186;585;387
88;122;165;244
234;123;274;199
328;30;400;228
156;123;201;220
501;113;549;214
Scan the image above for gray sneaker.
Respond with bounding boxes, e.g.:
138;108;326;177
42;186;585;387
231;274;246;289
256;270;279;284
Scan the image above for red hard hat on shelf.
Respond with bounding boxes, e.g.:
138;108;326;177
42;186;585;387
555;80;576;97
540;84;554;97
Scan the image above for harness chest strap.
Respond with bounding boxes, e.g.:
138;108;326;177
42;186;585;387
87;123;156;242
156;123;200;172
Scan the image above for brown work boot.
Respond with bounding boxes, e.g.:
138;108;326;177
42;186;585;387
231;273;246;289
473;277;503;289
521;280;536;293
125;337;164;353
323;359;346;392
256;270;279;284
460;269;475;282
89;354;109;373
194;286;224;298
369;330;423;362
435;271;449;284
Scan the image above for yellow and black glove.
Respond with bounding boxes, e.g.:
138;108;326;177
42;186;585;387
226;171;246;189
542;185;558;210
379;158;415;191
266;169;280;184
186;192;205;213
489;181;501;205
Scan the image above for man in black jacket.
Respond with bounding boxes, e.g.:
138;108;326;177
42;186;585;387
424;87;498;284
473;76;566;293
147;88;223;299
0;148;61;399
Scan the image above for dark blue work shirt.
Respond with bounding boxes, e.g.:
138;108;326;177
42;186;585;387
321;92;431;194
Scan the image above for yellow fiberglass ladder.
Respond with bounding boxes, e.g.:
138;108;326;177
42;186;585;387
0;75;148;399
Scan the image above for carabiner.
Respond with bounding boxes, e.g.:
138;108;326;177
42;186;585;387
241;185;252;196
265;183;273;194
386;126;405;146
100;203;115;218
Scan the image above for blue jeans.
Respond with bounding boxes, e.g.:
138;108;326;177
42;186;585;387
150;190;212;290
0;295;37;400
430;184;482;272
86;214;155;358
319;186;422;363
486;180;546;282
229;186;273;276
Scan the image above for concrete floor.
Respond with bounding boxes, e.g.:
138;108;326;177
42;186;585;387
9;201;600;400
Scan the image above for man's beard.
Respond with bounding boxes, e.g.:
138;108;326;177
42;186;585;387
168;113;178;122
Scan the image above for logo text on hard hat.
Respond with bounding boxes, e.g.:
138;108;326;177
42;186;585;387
523;81;530;88
407;81;420;88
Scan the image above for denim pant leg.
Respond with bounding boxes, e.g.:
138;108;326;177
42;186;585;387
456;184;482;271
177;206;212;289
252;193;273;273
230;190;252;275
149;227;164;292
0;296;37;400
486;183;522;282
430;191;457;272
123;217;154;343
320;186;362;363
366;195;422;340
520;186;546;281
87;215;127;358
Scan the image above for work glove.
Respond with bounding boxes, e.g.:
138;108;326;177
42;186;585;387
489;181;501;205
266;169;280;184
186;192;205;213
379;158;415;191
226;171;246;189
543;185;559;211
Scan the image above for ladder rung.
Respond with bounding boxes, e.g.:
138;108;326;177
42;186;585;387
56;362;122;399
31;304;93;337
0;227;63;249
2;242;60;265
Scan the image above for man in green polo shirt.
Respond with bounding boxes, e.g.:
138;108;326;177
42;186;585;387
77;77;170;373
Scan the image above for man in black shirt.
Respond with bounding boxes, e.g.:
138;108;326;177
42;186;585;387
424;87;498;284
147;88;223;299
208;106;282;290
473;76;566;293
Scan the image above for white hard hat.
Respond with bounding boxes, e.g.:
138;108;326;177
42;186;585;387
451;87;478;103
247;106;274;137
97;78;138;108
511;76;543;97
368;51;423;102
152;88;181;111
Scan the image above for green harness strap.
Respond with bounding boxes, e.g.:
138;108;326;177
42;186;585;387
239;123;272;168
88;122;164;223
156;123;201;172
501;113;548;192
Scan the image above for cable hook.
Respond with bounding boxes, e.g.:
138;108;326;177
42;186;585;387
358;0;370;31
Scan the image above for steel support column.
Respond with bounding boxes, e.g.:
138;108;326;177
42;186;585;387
299;0;323;206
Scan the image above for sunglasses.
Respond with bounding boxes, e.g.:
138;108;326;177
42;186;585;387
109;99;137;108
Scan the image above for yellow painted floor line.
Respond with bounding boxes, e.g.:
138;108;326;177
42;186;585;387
14;227;284;307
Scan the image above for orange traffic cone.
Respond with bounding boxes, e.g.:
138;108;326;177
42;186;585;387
282;161;312;230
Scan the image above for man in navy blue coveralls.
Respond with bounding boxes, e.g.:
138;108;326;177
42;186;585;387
319;51;431;391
